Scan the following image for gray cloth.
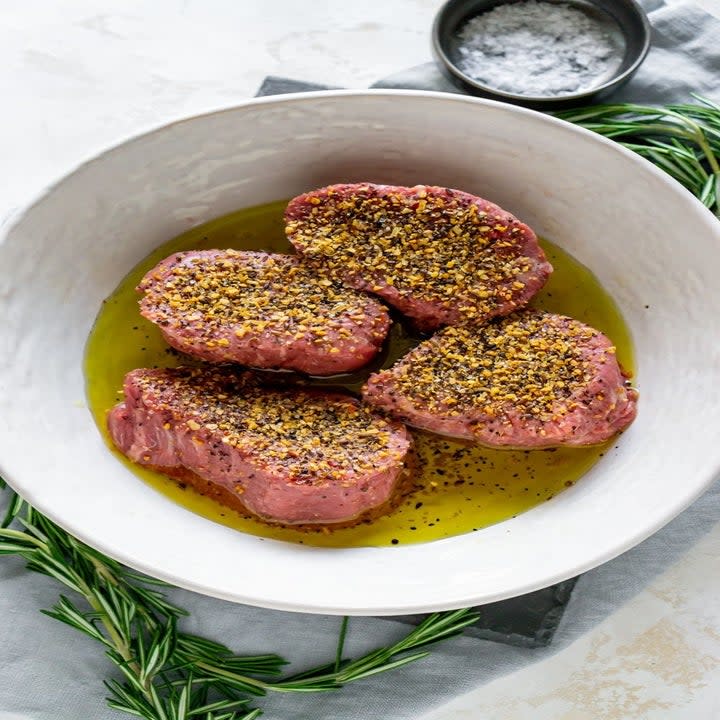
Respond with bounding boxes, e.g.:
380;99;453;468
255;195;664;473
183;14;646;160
2;1;720;719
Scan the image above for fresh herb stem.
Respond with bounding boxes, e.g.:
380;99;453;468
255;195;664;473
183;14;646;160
0;482;479;719
335;616;350;673
556;95;720;216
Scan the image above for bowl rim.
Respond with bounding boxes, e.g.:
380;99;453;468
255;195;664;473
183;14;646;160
1;89;719;615
431;0;652;105
0;88;674;237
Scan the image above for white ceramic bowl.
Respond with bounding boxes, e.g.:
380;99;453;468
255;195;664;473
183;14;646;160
1;91;719;615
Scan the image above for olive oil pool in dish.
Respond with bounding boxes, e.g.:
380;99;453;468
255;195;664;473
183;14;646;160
85;199;635;548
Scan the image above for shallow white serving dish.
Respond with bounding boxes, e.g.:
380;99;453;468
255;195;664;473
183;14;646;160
1;91;719;615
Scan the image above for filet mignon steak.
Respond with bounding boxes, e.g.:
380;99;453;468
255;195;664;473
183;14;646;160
138;249;391;375
108;367;411;524
285;183;552;331
362;311;638;447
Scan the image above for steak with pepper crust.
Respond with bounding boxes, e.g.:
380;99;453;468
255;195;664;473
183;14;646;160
108;367;412;524
362;310;638;447
285;183;552;331
138;250;391;375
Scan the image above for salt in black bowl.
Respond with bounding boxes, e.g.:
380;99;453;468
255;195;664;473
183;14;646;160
432;0;651;109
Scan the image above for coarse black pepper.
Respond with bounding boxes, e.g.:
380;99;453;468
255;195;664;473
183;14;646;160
285;184;551;327
132;367;406;482
138;250;389;352
375;310;608;421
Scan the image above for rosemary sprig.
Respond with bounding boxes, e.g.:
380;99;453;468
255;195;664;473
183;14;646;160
0;482;479;719
556;95;720;216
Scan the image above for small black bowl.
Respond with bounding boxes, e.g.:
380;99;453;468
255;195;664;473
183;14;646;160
432;0;651;109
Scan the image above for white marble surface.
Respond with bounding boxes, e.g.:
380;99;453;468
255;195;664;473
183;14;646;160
1;0;436;224
422;526;720;720
2;1;720;719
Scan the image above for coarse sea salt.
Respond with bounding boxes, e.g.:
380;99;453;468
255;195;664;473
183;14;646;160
456;0;624;97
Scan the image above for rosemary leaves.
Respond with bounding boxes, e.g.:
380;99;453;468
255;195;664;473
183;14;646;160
557;96;720;216
0;480;478;720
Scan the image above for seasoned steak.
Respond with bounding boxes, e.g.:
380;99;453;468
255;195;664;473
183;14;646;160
138;250;391;375
285;183;552;331
108;367;411;525
362;311;638;447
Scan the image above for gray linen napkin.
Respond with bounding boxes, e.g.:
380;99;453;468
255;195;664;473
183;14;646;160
2;2;720;719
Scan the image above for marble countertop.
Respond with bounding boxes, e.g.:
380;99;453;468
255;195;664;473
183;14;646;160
2;2;720;719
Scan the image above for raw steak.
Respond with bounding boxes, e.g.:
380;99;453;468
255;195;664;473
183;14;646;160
362;311;638;447
138;249;391;375
108;367;412;524
285;183;552;331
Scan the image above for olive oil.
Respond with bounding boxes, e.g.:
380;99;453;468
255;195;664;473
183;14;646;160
84;200;634;548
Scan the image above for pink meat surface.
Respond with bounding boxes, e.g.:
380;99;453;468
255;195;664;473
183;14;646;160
362;311;638;448
108;367;411;524
285;183;552;331
138;249;390;375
